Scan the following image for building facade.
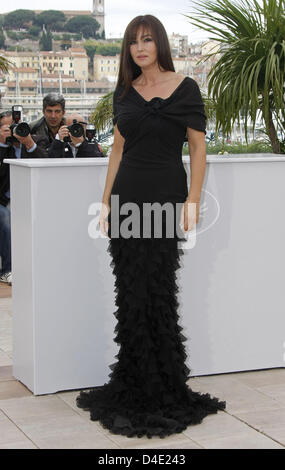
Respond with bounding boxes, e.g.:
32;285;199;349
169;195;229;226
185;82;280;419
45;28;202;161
93;54;119;82
168;33;188;57
1;49;88;81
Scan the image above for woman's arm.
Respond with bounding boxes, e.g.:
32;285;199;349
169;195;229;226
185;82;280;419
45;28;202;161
186;127;206;203
180;127;206;231
102;124;125;205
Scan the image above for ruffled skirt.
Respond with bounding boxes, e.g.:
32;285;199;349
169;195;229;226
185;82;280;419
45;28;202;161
76;206;226;438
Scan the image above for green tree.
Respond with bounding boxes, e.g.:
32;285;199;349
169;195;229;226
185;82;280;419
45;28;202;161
65;16;100;39
187;0;285;153
84;41;121;60
28;25;41;38
96;44;121;56
3;9;35;29
60;34;72;50
35;10;66;29
89;92;114;133
0;54;12;72
84;40;98;60
39;29;53;51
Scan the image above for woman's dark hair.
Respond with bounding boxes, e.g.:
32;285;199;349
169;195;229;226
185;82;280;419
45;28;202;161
43;93;65;112
116;15;175;100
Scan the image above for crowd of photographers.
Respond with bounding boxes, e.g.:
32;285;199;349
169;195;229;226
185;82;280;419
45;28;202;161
0;93;106;285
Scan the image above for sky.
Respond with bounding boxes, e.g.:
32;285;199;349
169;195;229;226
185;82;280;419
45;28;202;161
0;0;209;42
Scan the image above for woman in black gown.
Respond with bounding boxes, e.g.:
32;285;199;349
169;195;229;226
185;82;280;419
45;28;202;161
76;14;226;439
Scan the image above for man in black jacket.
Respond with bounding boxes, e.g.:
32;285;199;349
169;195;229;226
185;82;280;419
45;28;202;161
0;111;48;284
48;113;105;158
29;93;66;150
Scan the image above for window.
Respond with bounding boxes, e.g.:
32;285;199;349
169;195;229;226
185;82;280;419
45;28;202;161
70;63;73;67
101;67;103;71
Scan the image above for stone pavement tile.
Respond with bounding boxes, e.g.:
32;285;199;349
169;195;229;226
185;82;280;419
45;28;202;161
183;410;248;440
189;375;283;414
233;408;285;446
0;394;119;449
0;410;37;449
182;409;284;448
255;384;285;406
0;351;13;368
0;297;12;312
228;368;285;388
0;365;14;381
194;430;283;449
0;380;32;400
0;286;12;299
0;336;12;354
125;437;203;450
0;311;12;326
57;390;105;426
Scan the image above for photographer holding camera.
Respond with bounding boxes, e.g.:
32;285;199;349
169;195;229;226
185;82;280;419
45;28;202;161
30;93;66;149
0;108;48;284
48;113;105;158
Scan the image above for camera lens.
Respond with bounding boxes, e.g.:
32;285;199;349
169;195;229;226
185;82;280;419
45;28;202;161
69;122;84;138
15;122;30;137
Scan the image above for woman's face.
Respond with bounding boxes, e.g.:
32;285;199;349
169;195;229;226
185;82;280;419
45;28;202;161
129;26;158;69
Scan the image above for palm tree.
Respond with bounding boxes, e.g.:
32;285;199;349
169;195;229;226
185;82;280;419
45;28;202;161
89;91;114;132
0;55;11;74
186;0;285;153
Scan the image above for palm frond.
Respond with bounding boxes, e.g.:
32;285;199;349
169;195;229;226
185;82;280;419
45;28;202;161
185;0;285;153
89;91;114;133
0;56;14;73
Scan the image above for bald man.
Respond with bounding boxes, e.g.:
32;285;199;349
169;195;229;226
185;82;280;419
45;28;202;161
48;113;104;158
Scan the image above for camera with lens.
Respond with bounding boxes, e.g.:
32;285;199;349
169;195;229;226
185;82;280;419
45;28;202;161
86;124;97;142
64;119;85;143
6;105;30;144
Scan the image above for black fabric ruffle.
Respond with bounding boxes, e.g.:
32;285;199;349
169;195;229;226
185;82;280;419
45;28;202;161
76;235;226;439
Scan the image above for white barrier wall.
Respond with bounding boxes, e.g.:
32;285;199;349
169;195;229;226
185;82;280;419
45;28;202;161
5;155;285;395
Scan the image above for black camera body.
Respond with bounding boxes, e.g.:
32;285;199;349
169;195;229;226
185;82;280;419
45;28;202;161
7;105;30;144
64;119;85;143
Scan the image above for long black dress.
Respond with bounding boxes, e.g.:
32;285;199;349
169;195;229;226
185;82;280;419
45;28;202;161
76;76;226;438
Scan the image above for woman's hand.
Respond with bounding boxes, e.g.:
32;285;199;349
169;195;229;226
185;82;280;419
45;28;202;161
179;199;200;232
99;202;110;237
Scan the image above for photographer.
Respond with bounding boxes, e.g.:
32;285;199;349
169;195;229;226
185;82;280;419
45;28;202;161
48;113;105;158
30;93;66;149
0;110;48;285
